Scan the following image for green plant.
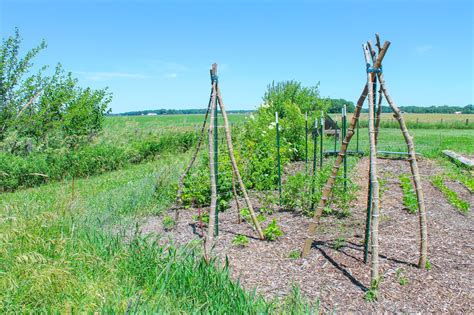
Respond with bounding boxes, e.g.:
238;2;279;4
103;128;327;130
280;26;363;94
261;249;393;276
399;174;418;214
192;211;209;225
162;215;176;231
257;214;267;222
364;277;381;302
232;235;249;247
431;175;470;214
425;259;432;270
396;268;408;286
239;207;251;221
288;250;301;259
333;237;346;250
263;219;283;241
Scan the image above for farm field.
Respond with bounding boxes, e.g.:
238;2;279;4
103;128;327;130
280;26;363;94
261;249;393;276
2;112;473;312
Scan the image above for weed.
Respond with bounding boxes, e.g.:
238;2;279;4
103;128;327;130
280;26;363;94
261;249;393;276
333;237;346;250
288;250;301;259
162;215;176;231
396;268;408;286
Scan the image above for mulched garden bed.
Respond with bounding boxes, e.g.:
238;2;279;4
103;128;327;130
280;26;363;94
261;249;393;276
138;157;473;313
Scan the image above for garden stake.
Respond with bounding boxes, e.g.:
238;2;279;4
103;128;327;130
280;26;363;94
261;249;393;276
320;113;324;168
305;112;308;174
310;119;318;212
334;121;338;152
214;85;219;237
276;112;282;207
356;119;360;153
342;105;347;192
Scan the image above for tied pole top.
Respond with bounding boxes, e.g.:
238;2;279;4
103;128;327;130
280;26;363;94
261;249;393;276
275;111;279;124
364;39;390;74
210;63;218;84
342;105;347;117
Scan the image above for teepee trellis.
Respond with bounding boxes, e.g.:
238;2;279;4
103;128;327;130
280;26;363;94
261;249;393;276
176;63;264;261
301;34;428;286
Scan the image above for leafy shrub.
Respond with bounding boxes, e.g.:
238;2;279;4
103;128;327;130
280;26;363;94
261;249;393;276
263;219;283;241
0;29;111;154
0;131;197;191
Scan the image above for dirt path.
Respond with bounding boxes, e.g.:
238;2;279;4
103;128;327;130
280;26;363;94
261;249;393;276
139;158;473;313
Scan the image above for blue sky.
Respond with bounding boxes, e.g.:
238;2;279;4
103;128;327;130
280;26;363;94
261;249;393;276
1;0;472;113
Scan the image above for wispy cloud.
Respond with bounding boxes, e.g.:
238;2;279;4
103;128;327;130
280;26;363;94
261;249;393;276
75;71;150;81
415;44;433;56
163;72;178;79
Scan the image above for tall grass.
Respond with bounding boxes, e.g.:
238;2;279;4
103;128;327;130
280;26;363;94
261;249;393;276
1;131;197;192
0;154;315;313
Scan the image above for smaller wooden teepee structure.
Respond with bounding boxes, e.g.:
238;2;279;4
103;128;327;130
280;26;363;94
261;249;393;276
175;64;264;261
301;34;428;287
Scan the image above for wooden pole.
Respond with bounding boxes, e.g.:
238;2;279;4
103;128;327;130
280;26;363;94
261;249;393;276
205;72;218;261
375;33;427;268
302;86;368;257
301;41;389;258
213;64;265;240
364;42;381;284
175;89;212;221
376;70;428;268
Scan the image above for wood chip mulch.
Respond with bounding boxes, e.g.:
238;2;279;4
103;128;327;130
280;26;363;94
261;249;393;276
139;158;474;313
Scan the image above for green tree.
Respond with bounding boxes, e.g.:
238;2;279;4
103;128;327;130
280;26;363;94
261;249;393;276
0;28;111;154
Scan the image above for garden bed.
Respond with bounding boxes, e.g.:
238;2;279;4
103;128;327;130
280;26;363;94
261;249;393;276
137;158;473;313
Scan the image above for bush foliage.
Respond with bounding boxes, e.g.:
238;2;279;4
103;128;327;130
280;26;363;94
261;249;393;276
0;29;111;154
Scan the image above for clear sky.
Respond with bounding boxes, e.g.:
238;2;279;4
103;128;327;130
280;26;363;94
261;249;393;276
1;0;473;113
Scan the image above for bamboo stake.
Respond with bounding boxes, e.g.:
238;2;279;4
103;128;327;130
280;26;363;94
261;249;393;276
377;72;428;268
205;77;218;261
364;43;381;283
301;42;390;258
213;64;265;240
175;89;213;221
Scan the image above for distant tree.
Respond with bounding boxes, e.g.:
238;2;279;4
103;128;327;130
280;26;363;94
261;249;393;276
328;98;355;113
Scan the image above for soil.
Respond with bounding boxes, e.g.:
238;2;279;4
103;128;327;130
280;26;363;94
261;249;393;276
138;157;474;313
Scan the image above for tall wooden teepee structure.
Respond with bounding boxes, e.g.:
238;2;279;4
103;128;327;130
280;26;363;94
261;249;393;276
176;63;264;261
301;34;428;286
